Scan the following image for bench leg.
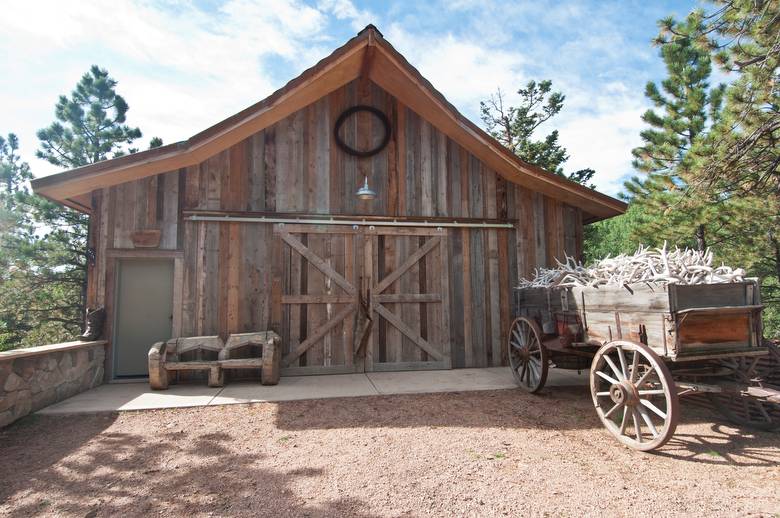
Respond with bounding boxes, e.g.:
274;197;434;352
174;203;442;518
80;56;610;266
148;343;169;390
261;337;281;385
208;365;224;387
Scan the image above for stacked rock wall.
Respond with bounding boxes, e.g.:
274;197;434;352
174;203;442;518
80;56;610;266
0;341;106;427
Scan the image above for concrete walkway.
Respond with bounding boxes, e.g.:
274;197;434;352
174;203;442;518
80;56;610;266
37;367;588;415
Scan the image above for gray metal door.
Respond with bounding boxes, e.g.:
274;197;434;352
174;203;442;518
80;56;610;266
113;259;174;377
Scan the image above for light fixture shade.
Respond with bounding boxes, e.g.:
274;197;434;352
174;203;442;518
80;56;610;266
356;175;376;200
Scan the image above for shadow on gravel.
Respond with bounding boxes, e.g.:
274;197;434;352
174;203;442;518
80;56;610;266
273;387;779;466
0;415;378;517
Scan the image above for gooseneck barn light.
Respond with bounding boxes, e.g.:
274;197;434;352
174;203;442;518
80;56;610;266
356;175;377;200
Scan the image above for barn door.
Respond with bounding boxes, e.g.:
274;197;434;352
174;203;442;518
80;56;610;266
276;224;361;375
366;227;451;371
275;224;451;375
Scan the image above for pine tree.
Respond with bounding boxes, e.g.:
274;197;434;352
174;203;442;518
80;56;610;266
0;66;145;349
691;0;780;198
480;80;596;185
685;0;780;334
29;66;143;344
627;13;726;252
37;65;142;167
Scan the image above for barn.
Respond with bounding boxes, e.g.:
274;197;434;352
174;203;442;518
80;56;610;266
32;25;626;380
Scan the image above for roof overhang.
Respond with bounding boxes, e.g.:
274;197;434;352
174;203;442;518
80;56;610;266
31;26;626;222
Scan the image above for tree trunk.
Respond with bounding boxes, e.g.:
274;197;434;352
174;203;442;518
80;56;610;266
770;229;780;283
695;224;707;252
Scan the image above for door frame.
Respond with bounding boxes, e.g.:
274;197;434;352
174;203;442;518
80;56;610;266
106;249;183;380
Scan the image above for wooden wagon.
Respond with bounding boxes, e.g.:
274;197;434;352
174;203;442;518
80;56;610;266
509;279;780;451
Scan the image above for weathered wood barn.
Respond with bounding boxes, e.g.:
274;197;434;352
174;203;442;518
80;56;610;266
32;26;626;380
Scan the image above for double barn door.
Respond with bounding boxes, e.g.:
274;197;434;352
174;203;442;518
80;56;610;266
276;224;451;375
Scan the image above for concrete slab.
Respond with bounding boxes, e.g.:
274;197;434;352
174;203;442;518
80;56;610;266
367;367;518;395
209;373;378;405
38;383;222;415
34;367;590;415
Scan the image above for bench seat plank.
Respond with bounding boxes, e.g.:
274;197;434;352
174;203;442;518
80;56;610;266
219;358;263;368
165;361;219;371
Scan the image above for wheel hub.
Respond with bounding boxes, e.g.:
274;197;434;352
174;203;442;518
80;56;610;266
609;382;638;406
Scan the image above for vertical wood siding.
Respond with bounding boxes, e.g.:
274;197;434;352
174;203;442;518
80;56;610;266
95;79;584;370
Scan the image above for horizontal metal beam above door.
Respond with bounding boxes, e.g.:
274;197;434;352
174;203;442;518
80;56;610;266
186;215;514;229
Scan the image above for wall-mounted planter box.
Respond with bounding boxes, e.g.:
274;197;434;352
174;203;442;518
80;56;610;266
131;230;161;248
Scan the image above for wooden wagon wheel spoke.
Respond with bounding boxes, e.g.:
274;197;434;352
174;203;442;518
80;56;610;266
755;400;772;422
637;405;659;438
603;401;624;419
630;349;640;383
590;340;679;452
603;355;625;382
637;389;665;396
631;409;643;443
617;346;629;380
640;398;667;419
507;317;548;394
635;366;656;388
619;408;629;435
595;370;620;386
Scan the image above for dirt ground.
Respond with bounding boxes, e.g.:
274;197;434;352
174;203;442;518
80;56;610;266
0;387;778;518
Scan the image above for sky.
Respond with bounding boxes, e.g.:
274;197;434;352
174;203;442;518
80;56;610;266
0;0;699;196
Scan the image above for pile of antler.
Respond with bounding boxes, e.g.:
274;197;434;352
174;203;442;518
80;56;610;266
517;244;747;289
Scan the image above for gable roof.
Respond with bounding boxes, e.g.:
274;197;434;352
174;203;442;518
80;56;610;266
31;25;627;221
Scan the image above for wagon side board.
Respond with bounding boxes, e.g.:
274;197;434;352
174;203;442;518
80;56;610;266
514;280;764;361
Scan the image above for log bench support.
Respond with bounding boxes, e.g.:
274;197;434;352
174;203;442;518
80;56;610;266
149;332;281;390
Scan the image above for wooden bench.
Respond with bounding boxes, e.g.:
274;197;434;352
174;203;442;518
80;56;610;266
148;332;281;390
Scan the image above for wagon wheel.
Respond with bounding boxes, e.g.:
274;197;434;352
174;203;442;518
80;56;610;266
590;340;679;451
508;317;548;393
709;393;780;431
707;352;780;431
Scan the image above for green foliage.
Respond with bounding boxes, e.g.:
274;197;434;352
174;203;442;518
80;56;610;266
689;0;779;199
583;204;645;263
37;65;142;168
589;1;780;338
0;65;144;350
0;134;81;350
480;80;595;184
626;13;727;252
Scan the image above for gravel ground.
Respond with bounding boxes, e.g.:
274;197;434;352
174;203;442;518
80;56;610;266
0;387;778;517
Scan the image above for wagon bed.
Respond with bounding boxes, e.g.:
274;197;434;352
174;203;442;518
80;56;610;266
514;280;764;361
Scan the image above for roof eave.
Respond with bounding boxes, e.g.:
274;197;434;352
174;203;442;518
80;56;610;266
31;25;626;221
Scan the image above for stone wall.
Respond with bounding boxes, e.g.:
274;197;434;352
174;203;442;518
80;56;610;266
0;341;107;428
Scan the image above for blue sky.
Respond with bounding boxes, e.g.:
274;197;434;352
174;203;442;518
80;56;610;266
0;0;698;196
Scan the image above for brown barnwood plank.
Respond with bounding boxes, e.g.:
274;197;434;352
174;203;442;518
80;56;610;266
462;228;473;366
283;294;355;304
439;232;452;367
374;293;441;303
374;236;440;294
282;304;357;367
374;304;443;361
278;230;356;295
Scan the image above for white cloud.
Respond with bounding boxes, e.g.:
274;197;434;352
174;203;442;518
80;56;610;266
318;0;375;30
0;0;649;197
535;81;646;196
385;24;526;109
382;23;645;196
0;0;368;178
